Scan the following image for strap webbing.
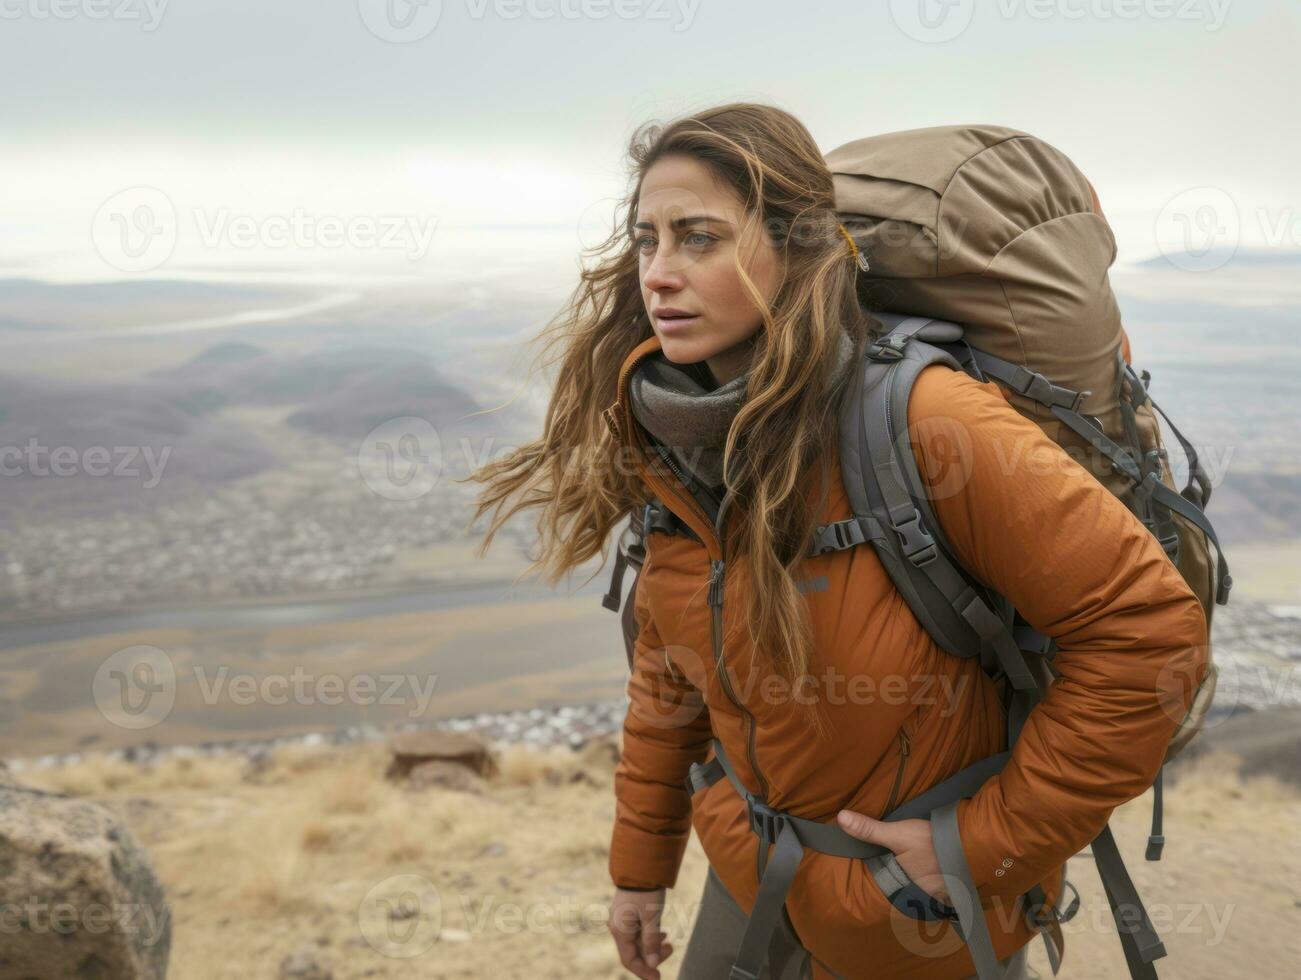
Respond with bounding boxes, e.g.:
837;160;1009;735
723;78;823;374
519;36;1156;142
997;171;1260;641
601;545;629;614
1013;623;1057;658
1146;768;1165;861
1025;884;1065;974
1093;825;1166;978
959;592;1039;693
932;802;1004;979
729;822;804;980
1121;360;1213;507
688;741;893;857
1130;468;1233;605
602;511;644;613
1048;405;1231;605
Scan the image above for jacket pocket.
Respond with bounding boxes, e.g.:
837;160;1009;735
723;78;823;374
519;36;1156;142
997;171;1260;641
881;728;911;817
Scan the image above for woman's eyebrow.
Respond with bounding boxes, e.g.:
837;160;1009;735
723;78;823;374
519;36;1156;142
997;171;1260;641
633;214;726;231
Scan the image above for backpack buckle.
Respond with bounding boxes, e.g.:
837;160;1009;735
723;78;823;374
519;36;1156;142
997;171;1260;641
890;510;938;567
746;798;789;845
867;335;908;362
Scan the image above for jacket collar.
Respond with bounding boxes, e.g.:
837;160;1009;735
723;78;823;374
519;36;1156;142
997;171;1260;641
603;332;726;554
602;333;663;454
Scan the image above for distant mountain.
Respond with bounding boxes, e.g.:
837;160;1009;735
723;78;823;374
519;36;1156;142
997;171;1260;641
0;277;305;307
0;372;279;514
190;341;267;363
1130;248;1301;271
0;277;321;333
0;336;507;517
284;359;483;440
148;344;492;440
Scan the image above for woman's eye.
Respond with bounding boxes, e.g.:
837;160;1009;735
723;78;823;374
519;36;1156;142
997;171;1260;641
633;231;713;253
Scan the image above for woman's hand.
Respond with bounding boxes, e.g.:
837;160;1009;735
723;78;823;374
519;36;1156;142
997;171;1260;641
836;811;950;904
608;886;675;979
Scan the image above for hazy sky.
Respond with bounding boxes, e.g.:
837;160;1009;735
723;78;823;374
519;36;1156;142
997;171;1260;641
2;0;1296;280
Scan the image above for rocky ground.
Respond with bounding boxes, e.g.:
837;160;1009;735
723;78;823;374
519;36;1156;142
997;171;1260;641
3;707;1298;980
3;598;1298;978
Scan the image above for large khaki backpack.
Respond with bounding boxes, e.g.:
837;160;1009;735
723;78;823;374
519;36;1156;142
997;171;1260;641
825;124;1228;759
602;125;1232;980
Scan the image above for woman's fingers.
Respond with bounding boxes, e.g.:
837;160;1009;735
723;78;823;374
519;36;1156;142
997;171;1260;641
640;910;664;967
837;812;952;903
609;892;673;979
609;923;655;979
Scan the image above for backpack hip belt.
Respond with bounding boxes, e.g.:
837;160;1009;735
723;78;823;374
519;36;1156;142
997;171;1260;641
685;736;1082;980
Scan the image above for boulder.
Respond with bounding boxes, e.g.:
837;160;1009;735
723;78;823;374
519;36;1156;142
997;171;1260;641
404;760;486;795
384;731;496;781
0;775;171;979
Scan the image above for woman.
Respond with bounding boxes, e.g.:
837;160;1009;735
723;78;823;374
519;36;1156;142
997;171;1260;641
465;103;1208;979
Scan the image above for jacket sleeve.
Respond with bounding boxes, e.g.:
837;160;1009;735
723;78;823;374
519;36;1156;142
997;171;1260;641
608;544;714;890
906;364;1210;902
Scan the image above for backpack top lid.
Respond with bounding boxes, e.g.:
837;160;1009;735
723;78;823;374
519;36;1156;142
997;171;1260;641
826;124;1123;419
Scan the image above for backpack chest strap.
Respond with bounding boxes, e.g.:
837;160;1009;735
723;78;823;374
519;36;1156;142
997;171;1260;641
807;515;887;557
642;498;700;542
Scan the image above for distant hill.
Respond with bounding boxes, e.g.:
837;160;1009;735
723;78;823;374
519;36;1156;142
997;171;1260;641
0;372;279;514
0;277;323;333
1172;706;1301;788
0;338;513;517
148;343;491;440
1130;248;1301;271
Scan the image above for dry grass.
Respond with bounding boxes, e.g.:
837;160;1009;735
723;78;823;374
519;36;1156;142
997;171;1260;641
12;740;1298;979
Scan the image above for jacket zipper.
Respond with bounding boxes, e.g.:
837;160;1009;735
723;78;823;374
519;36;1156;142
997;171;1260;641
652;441;721;522
611;365;771;801
882;728;911;817
707;489;770;801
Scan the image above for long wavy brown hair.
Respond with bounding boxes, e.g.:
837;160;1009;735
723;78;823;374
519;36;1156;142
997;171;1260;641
460;102;876;735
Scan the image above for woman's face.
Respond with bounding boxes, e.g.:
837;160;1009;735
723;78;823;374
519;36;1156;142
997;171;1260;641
635;154;781;385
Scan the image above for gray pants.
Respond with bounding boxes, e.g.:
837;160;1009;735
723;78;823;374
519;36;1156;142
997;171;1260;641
677;866;1031;980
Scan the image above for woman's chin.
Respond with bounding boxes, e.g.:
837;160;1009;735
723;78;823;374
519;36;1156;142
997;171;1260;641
656;335;710;364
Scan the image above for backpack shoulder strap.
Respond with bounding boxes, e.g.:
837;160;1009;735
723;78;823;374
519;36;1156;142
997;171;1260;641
838;316;1040;703
840;317;1167;978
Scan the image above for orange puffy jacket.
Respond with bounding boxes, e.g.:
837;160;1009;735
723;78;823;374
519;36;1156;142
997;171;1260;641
604;333;1210;980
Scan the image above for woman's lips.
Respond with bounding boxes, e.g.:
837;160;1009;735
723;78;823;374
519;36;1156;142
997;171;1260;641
654;314;701;333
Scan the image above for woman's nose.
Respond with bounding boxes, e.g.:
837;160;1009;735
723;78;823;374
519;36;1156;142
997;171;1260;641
642;250;690;291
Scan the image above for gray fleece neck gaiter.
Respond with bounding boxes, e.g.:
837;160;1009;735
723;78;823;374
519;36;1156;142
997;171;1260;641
627;332;855;490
